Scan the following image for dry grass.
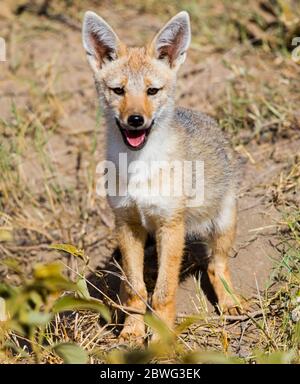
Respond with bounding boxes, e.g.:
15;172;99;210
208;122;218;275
0;0;299;363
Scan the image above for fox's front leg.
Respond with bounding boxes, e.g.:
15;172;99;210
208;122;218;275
117;220;147;344
152;217;185;332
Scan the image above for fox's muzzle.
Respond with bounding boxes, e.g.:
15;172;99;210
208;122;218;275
115;118;154;150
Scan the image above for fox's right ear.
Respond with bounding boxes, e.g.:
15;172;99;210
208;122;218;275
82;11;122;71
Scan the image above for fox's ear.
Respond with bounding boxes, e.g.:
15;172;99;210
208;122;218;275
82;11;122;71
150;11;191;69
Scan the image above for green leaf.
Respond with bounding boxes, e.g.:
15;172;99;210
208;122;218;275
53;343;88;364
53;296;111;323
255;350;295;364
28;291;43;309
50;244;85;260
33;262;63;279
144;313;173;343
183;351;243;364
19;310;52;326
175;316;198;335
220;277;240;307
0;258;22;275
0;282;18;299
32;276;77;293
76;278;91;300
0;228;13;242
32;263;77;292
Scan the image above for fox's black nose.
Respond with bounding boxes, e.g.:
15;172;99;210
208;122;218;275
127;115;144;128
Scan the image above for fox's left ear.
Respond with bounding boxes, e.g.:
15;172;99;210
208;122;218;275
150;11;191;69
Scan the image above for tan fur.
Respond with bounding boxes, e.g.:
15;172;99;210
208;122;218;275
152;214;185;327
127;47;149;71
116;213;147;342
119;92;153;122
83;11;243;344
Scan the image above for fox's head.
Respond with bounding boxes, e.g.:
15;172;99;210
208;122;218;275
82;11;191;150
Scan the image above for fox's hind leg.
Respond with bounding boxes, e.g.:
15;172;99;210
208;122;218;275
117;218;147;344
207;203;243;315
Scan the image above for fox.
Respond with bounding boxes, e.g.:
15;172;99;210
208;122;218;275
82;10;243;343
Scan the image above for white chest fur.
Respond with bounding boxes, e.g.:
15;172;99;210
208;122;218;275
106;124;181;228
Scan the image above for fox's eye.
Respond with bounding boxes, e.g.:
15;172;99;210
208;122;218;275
147;87;160;96
112;87;125;95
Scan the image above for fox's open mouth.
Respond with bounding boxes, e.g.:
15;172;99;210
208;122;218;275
116;119;153;150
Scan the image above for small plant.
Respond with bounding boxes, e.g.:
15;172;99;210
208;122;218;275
0;247;110;364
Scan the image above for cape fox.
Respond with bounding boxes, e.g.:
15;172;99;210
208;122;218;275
82;10;241;342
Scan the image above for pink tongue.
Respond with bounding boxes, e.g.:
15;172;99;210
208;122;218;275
125;130;146;147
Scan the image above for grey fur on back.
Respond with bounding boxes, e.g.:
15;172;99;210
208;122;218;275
174;106;236;184
173;107;237;228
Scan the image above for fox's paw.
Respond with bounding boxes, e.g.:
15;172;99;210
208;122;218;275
219;295;248;316
119;315;145;346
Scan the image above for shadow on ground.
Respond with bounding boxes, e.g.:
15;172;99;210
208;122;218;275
87;237;218;319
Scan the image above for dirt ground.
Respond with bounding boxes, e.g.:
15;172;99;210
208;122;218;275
0;0;299;362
